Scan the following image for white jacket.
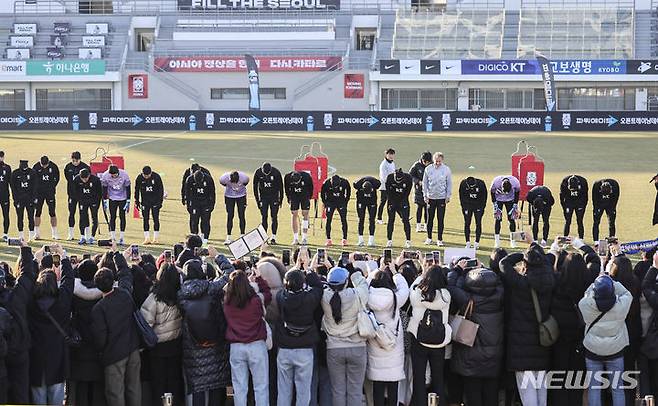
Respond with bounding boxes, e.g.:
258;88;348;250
579;281;632;357
407;277;451;348
140;292;182;343
321;272;369;349
366;273;410;382
379;159;396;191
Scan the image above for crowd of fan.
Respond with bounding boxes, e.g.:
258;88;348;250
0;230;657;406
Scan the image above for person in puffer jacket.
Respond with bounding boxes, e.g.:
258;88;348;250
178;257;232;406
321;267;369;406
579;274;632;406
407;265;451;406
499;242;554;406
448;265;504;406
640;251;658;396
141;263;183;406
276;269;323;406
366;268;410;406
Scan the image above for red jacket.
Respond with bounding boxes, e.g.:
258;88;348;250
224;277;271;344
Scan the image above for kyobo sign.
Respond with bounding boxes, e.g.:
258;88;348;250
26;60;106;76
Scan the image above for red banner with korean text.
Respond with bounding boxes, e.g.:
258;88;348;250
344;73;364;98
153;56;342;73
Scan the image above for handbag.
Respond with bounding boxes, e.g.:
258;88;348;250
264;319;273;350
372;319;400;351
44;311;82;348
641;312;658;359
449;300;480;347
132;298;158;349
530;288;560;347
356;294;377;339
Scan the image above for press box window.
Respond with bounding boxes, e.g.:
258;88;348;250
211;88;286;100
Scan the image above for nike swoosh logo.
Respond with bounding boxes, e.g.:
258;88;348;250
445;65;454;70
424;65;435;70
384;65;394;70
404;66;413;69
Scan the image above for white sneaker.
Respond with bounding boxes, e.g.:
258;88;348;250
436;241;444;247
404;240;412;249
474;242;480;250
541;239;547;247
494;234;501;249
420;223;427;232
357;236;365;247
377;219;384;225
291;237;299;245
386;240;393;248
424;238;433;245
465;242;472;249
224;238;232;245
367;236;375;247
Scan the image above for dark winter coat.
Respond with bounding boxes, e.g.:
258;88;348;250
653;182;658;226
0;307;12;378
178;277;231;393
500;250;555;371
70;279;104;382
90;253;140;366
0;246;37;356
409;160;427;205
275;271;323;349
28;257;74;385
448;268;504;377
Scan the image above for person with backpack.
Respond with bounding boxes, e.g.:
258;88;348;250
178;258;232;406
224;267;272;406
321;267;369;406
448;263;504;406
276;269;323;406
499;241;555;406
407;265;451;406
28;244;74;405
1;240;37;404
367;267;410;406
579;274;632;406
140;263;183;406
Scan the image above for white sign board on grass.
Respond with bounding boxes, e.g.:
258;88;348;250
228;225;268;259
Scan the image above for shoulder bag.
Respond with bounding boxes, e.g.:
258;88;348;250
530;288;560;347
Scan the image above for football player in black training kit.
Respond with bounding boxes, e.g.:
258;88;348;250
560;174;588;239
0;152;11;240
652;173;658;226
64;151;90;240
284;170;314;245
10;160;37;241
32;156;60;240
253;162;283;244
525;185;555;246
134;166;165;245
73;168;102;244
592;178;620;241
353;176;381;247
409;151;432;233
385;168;412;248
181;163;209;207
459;176;487;249
321;174;351;246
185;169;216;247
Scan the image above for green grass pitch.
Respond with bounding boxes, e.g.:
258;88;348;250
0;130;656;263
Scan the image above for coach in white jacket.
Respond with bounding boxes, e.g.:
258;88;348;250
366;270;410;405
422;152;452;246
377;148;396;224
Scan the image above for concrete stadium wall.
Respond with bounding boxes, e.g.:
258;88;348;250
121;69;371;110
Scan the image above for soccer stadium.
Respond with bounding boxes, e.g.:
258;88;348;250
1;0;658;405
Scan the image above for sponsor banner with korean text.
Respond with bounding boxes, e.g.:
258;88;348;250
627;60;658;74
0;112;72;130
177;0;340;10
154;56;342;73
26;60;106;76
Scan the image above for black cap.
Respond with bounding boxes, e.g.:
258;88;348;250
108;165;119;175
80;168;90;179
142;166;152;176
40;156;49;166
71;151;81;160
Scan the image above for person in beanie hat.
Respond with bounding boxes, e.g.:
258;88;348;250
579;274;632;406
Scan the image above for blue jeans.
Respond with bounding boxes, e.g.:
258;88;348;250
586;356;625;406
30;382;64;405
277;348;314;406
230;340;269;406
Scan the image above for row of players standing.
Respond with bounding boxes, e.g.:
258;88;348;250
0;149;622;247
